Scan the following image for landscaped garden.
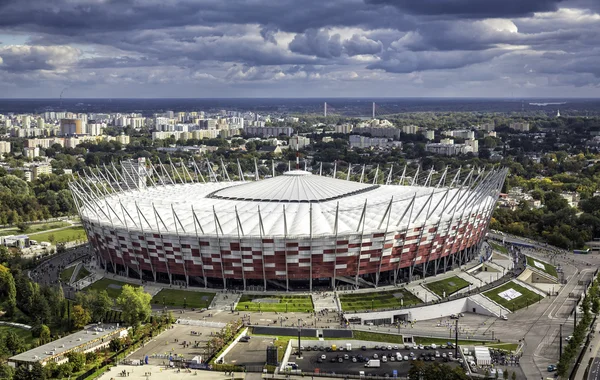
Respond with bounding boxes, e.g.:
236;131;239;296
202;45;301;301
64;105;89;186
424;276;471;298
484;281;543;312
152;289;215;309
339;289;421;312
235;294;313;312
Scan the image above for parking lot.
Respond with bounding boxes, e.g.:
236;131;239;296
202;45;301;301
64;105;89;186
225;335;278;367
294;345;464;377
126;324;223;365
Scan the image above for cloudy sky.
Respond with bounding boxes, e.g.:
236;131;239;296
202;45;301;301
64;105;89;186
0;0;599;98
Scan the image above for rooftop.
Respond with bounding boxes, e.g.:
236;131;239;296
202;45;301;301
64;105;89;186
9;324;126;364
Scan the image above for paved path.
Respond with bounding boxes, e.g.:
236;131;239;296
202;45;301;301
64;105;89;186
574;320;600;380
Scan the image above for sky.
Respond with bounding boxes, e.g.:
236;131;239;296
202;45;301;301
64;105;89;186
0;0;599;98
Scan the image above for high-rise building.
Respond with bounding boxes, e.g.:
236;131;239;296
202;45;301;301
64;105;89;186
60;119;84;136
0;141;11;154
32;164;52;180
401;125;419;134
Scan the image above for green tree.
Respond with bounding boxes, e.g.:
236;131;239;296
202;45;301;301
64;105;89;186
503;369;509;380
0;264;16;316
511;372;516;380
66;352;86;372
72;305;91;329
30;362;45;380
0;363;15;380
4;331;25;355
31;324;51;345
12;365;30;380
117;285;152;329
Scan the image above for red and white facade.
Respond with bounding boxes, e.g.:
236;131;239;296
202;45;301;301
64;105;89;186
71;164;507;291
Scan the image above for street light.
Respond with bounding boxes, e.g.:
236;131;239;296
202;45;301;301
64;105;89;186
298;319;302;358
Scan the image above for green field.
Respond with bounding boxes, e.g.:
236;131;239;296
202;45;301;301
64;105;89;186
76;267;91;281
489;242;508;254
424;276;471;298
152;289;215;309
84;278;140;299
60;265;90;284
526;256;558;278
235;295;313;312
0;222;71;237
484;281;543;312
29;226;87;244
339;289;421;312
353;330;404;344
60;266;77;283
0;325;35;346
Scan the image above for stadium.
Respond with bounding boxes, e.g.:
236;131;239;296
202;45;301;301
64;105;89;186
70;161;507;291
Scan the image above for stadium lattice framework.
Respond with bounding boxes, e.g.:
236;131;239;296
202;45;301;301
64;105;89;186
70;160;507;291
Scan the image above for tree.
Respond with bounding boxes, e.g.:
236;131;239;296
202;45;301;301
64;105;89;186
0;363;15;380
4;331;25;355
503;370;509;380
30;362;45;380
0;264;16;316
109;338;124;352
12;365;30;380
72;305;91;329
117;285;152;329
511;371;516;380
66;352;85;372
31;324;51;345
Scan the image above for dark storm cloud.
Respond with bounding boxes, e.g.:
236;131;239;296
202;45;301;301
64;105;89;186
366;0;566;18
289;29;343;58
0;0;599;96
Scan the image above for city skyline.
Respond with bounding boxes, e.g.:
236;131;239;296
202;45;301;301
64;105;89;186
0;0;599;98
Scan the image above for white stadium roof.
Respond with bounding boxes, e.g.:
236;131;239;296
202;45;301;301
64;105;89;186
74;168;505;238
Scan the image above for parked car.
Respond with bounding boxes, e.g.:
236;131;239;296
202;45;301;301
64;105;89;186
548;365;557;372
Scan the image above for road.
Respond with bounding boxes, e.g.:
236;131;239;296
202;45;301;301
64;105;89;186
589;358;600;380
488;232;600;380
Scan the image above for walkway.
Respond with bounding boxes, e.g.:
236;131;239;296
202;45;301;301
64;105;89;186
573;319;600;380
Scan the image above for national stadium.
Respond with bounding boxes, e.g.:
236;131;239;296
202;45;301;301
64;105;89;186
70;161;507;291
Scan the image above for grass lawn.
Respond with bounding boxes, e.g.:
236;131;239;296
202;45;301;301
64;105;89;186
489;242;508;254
424;276;471;298
484;281;543;312
76;267;91;281
152;289;215;309
339;289;421;312
352;331;404;344
60;266;77;283
526;256;558;278
29;226;87;244
0;325;35;345
84;278;140;299
0;228;17;237
235;295;313;312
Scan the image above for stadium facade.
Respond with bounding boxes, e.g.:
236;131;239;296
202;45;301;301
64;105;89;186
70;162;507;291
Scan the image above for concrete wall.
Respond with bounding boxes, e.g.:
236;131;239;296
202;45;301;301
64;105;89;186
344;295;500;324
218;327;248;364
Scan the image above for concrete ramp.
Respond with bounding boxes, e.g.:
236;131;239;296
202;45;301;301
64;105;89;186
69;262;83;284
469;294;511;318
513;277;549;297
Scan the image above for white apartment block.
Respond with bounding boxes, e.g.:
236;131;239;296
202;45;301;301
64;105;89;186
443;129;475;140
0;141;10;154
290;136;311;150
335;124;354;134
424;130;435;140
401;125;420;134
244;126;293;137
510;122;530;132
349;135;402;149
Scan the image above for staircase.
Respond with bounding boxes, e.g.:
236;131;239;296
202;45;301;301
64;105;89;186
419;284;441;302
469;294;511;318
209;292;240;311
457;271;484;287
69;263;83;284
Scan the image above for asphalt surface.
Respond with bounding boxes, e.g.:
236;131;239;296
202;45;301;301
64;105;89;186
589;358;600;380
296;347;462;377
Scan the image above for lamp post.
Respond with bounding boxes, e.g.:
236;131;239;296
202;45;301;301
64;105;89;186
298;319;302;358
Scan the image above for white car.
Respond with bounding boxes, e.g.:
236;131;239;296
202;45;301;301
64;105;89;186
435;351;440;358
387;345;392;350
321;354;326;360
566;336;573;341
403;356;409;361
382;355;388;363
